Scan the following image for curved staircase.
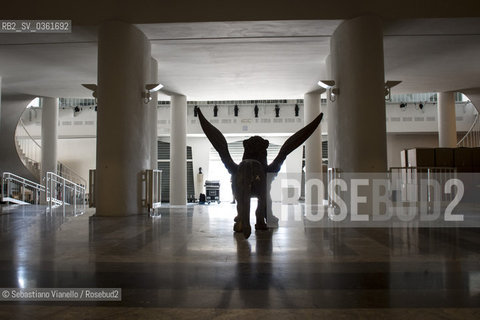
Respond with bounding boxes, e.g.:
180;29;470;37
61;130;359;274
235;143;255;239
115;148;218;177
458;91;480;148
1;96;86;192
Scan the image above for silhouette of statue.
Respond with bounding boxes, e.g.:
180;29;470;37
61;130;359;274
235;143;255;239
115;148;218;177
197;107;323;239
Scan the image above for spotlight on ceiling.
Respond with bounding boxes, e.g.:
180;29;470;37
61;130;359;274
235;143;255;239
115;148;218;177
142;83;163;104
384;81;402;101
318;80;339;102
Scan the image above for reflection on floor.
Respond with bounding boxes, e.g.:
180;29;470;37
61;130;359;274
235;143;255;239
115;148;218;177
0;203;479;319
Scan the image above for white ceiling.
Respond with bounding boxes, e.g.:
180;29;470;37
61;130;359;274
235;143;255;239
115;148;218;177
1;18;480;101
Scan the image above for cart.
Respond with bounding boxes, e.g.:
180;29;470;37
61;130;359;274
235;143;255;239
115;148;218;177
204;180;220;203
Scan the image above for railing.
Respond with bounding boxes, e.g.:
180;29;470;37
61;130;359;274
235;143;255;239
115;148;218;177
457;108;480;147
88;169;96;208
15;119;87;187
389;167;456;202
327;167;342;207
57;162;87;188
1;172;45;205
326;167;456;206
88;169;162;212
46;172;86;212
145;169;162;212
15;119;41;179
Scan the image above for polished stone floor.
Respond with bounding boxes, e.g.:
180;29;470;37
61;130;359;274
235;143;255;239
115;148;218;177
0;203;479;319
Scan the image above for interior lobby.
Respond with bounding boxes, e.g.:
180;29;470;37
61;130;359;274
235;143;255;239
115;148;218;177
1;0;480;319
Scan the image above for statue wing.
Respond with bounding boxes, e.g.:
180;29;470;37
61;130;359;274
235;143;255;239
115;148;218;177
197;108;238;174
268;113;323;173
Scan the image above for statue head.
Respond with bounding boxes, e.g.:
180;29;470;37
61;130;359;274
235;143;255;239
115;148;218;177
242;136;269;166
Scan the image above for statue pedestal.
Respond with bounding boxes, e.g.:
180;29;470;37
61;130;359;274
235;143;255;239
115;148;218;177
196;173;204;198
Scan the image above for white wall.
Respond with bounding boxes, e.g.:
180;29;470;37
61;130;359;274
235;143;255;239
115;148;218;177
57;138;96;190
386;102;474;133
387;133;440;168
188;137;211;196
387;132;466;168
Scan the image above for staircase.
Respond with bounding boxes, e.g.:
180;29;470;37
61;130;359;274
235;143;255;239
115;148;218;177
457;103;479;147
15;119;41;180
15;119;87;187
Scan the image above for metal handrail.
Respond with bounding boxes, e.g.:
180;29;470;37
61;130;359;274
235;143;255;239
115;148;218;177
18;119;42;148
457;111;479;146
457;101;480;147
327;167;342;207
88;169;96;208
146;169;162;212
15;119;87;186
15;119;42;177
46;171;86;212
1;172;45;204
389;166;456;203
57;162;87;187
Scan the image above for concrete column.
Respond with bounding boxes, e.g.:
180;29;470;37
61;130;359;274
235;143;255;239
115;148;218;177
329;15;387;172
437;92;457;147
170;94;187;205
326;54;336;169
304;91;323;204
41;97;58;183
95;21;151;216
149;58;159;169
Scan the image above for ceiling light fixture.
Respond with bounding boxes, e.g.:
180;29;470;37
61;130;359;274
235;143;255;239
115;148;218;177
81;84;98;101
384;81;402;101
82;84;98;108
318;80;339;102
143;83;163;104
